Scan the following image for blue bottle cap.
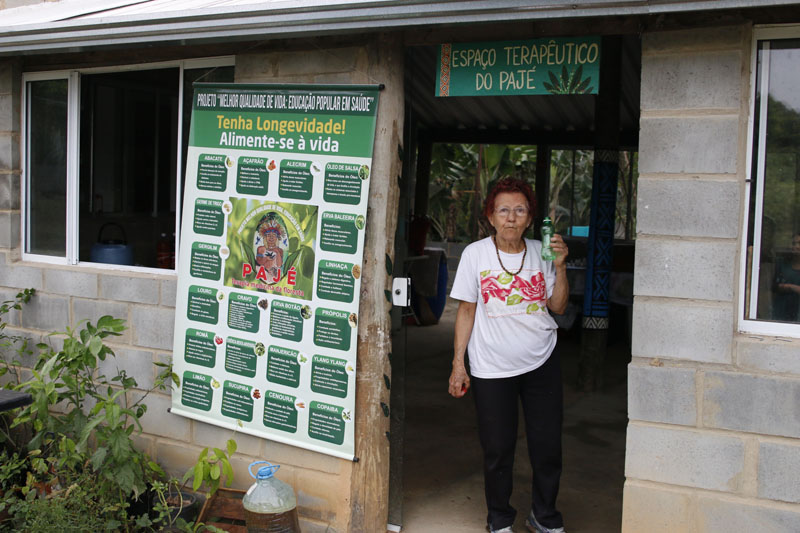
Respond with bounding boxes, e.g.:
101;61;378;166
249;460;280;480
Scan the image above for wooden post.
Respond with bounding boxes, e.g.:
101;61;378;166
349;33;404;533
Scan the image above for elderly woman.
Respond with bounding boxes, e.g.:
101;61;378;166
448;177;569;533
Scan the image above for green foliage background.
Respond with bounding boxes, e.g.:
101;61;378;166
224;199;318;301
426;144;638;243
761;96;800;254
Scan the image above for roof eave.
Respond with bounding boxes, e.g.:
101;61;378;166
1;0;799;57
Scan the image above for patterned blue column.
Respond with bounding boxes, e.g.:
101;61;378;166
582;149;618;330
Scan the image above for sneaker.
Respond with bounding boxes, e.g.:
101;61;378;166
486;526;515;533
525;512;565;533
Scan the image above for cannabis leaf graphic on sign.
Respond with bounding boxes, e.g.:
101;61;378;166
543;64;594;94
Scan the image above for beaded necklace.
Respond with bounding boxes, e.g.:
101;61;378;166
493;236;527;276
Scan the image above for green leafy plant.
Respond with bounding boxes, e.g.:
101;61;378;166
7;471;120;533
0;313;176;530
11;316;169;497
182;438;237;497
148;479;226;533
0;288;36;387
427;144;538;243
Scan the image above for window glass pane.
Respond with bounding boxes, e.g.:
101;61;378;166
78;68;180;268
750;39;800;323
548;149;593;237
27;79;68;256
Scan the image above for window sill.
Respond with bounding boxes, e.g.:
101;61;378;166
17;255;178;279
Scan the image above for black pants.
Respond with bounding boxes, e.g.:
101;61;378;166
471;350;564;531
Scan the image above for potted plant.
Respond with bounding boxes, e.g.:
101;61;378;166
148;435;236;533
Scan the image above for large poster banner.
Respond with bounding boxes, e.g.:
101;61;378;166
171;83;380;460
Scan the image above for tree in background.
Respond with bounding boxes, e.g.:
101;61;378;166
427;144;637;243
427;144;537;243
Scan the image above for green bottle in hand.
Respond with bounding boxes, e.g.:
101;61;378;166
541;217;556;261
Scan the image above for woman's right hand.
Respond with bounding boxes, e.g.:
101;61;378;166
448;364;470;398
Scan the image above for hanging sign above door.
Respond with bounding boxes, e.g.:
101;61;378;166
436;37;600;97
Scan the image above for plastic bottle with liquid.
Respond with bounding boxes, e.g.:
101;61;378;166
243;461;301;533
157;233;172;269
541;217;556;261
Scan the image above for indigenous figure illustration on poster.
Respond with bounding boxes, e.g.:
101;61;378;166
225;199;318;301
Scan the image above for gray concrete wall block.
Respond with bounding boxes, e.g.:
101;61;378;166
314;72;366;85
643;26;746;54
277;47;361;77
636;178;740;238
625;424;744;492
298;518;334;533
0;133;18;171
19;292;69;332
0;62;18;125
621;482;693;533
131;305;174;350
638;116;739;175
697;494;800;532
703;371;800;439
160;278;176;307
0;93;12;131
0;263;43;290
641;50;741;111
100;274;159;304
192;421;262;457
261;439;343;475
135;391;191;442
0;172;20;210
0;326;40;368
0;287;22;325
628;364;697;426
44;269;97;298
631;298;733;363
233;53;277;80
737;337;800;376
98;347;155;391
72;298;130;341
634;238;736;301
0;364;33;389
0;211;20;250
0;61;13;93
758;441;800;503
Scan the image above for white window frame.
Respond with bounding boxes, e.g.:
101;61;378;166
21;56;235;274
739;25;800;337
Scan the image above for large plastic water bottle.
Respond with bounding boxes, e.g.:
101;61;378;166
243;461;301;533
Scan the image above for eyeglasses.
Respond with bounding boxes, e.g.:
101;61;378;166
494;206;529;218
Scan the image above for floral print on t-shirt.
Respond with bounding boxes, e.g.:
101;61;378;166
480;269;548;318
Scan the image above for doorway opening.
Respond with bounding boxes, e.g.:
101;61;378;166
390;34;641;533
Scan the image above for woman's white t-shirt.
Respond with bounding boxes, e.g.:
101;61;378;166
450;237;558;379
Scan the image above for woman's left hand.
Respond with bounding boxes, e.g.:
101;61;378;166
551;234;569;268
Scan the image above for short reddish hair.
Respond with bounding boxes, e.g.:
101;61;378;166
483;177;537;219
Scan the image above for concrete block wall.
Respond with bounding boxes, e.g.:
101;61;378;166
0;59;20;251
623;25;800;531
0;41;380;533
